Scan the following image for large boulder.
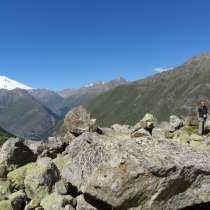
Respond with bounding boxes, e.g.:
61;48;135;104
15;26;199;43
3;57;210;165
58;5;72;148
64;106;97;136
24;157;60;204
7;162;36;190
62;132;210;210
0;138;37;176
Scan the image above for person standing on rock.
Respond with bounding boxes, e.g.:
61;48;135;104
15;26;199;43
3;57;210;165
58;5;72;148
197;100;208;135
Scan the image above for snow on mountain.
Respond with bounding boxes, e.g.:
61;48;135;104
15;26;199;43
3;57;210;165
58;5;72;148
84;81;106;88
0;76;32;90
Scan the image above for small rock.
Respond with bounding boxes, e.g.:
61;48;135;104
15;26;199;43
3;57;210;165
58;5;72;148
169;115;183;132
0;180;13;201
131;128;151;138
55;180;68;195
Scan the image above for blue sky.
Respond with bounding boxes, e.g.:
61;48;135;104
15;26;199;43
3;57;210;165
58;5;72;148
0;0;210;90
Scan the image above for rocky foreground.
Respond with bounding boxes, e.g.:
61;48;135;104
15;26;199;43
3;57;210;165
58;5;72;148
1;106;210;210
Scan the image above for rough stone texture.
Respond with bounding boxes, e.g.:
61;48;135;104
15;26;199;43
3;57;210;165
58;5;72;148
62;132;210;210
7;162;36;190
24;157;60;204
169;115;183;132
0;179;13;201
0;200;13;210
44;137;68;158
76;195;97;210
131;128;151;138
55;180;68;195
0;138;37;174
24;140;46;156
9;190;27;210
152;128;166;139
64;106;97;135
40;192;75;210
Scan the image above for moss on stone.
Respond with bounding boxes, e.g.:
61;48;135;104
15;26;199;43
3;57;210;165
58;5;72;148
7;163;36;190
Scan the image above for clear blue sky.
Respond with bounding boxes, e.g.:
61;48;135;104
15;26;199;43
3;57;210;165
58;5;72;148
0;0;210;90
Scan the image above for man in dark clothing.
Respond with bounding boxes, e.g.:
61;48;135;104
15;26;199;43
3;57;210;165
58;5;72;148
197;101;208;135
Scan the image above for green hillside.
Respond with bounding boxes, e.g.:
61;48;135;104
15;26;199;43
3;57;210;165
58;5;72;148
0;89;58;139
87;53;210;126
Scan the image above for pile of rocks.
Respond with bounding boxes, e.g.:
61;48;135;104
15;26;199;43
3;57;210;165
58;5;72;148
1;107;210;210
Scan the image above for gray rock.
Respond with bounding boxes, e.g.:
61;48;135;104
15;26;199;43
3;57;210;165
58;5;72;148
62;132;210;210
64;204;75;210
45;137;68;158
64;106;97;135
0;179;13;201
24;157;60;204
24;140;46;156
76;195;97;210
131;128;151;138
55;180;68;195
40;192;75;210
0;138;37;175
169;115;183;132
9;190;27;210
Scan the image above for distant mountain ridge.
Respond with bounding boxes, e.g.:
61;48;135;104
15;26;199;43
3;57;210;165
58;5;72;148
0;89;58;139
0;76;32;90
58;77;127;98
0;77;127;139
87;52;210;126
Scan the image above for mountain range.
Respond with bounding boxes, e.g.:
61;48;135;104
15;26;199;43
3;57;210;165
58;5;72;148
0;76;32;90
2;52;210;139
0;77;127;139
87;52;210;126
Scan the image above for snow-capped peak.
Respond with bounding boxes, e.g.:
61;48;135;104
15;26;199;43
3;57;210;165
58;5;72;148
0;76;33;90
84;81;106;88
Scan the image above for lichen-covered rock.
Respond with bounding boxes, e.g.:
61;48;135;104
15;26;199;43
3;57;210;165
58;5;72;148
52;155;69;173
7;162;35;190
0;138;37;175
0;179;13;201
55;180;68;195
0;200;13;210
169;115;183;132
24;157;60;204
190;133;204;142
24;140;46;156
40;192;75;210
131;128;151;138
9;190;26;210
172;129;190;144
64;106;97;135
62;132;210;210
141;113;155;123
44;137;68;158
76;195;97;210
